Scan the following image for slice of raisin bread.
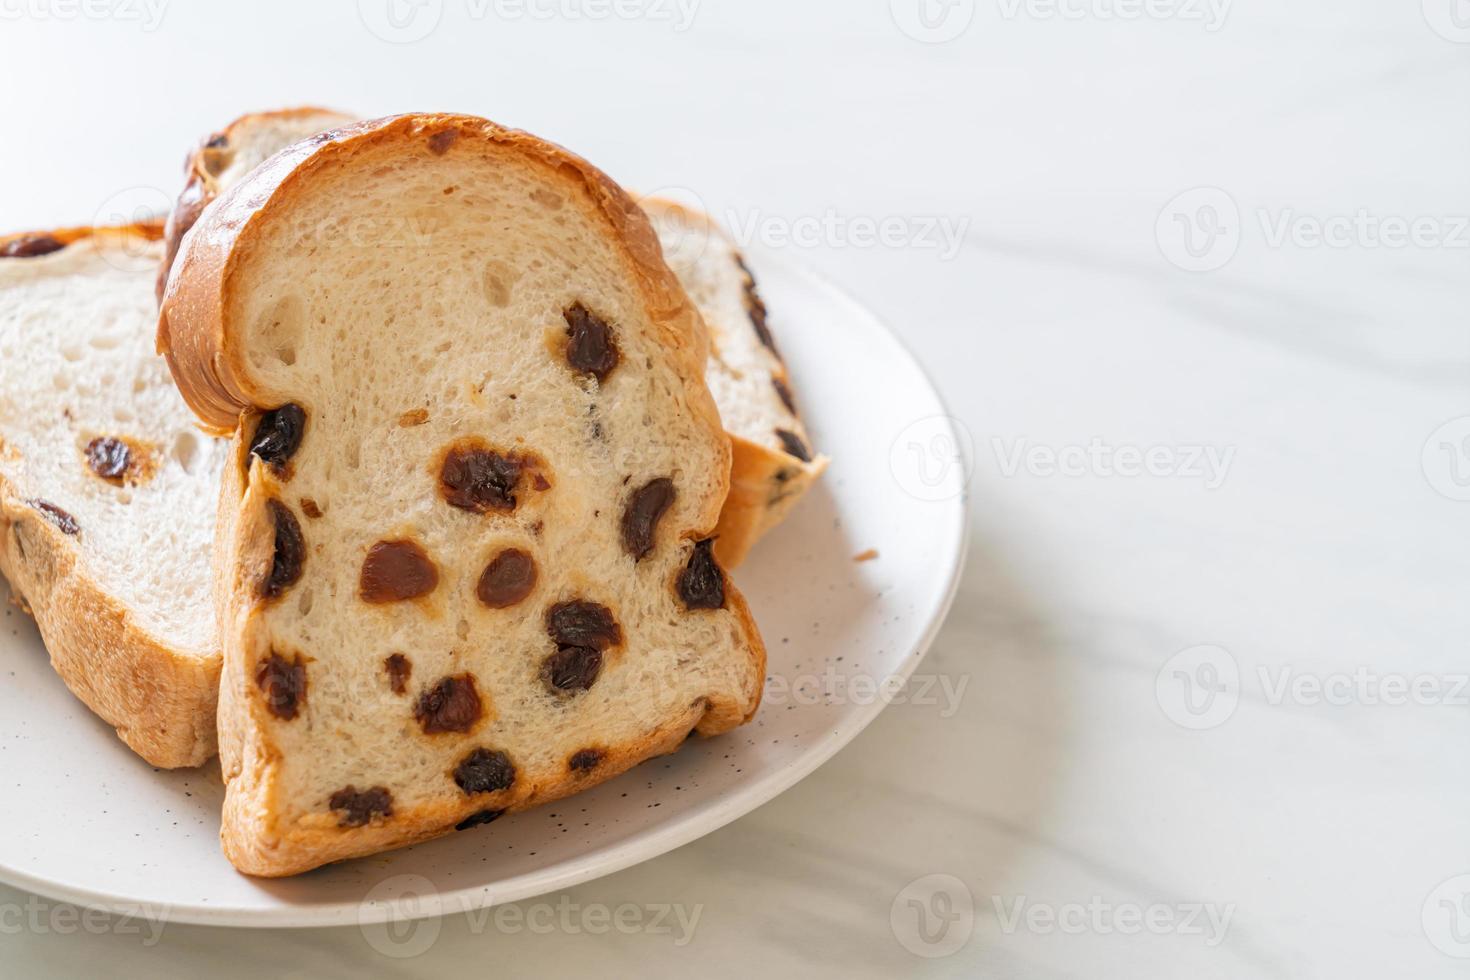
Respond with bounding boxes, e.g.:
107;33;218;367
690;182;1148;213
640;199;828;567
159;113;767;876
0;224;226;767
163;108;824;566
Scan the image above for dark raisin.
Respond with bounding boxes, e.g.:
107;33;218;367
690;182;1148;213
621;477;675;561
85;437;131;482
775;429;812;463
329;786;393;827
1;234;65;259
440;444;524;513
735;256;777;354
677;538;726;610
454;748;516;795
255;651;306;720
413;674;483;734
249;404;306;472
427;129;459;154
546;601;622;650
476;548;537;608
568;748;603;772
26;500;79;536
541;646;603;694
563;303;620;382
360;539;438;603
261;500;304;599
384;653;411;694
772;377;797;415
456;809;505;831
299;497;323;519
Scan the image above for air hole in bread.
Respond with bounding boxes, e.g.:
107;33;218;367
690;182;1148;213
60;345;83;363
482;260;517;308
251;294;305;371
89;333;121;350
529;187;563;211
171;430;202;475
52;373;68;391
297;587;314;617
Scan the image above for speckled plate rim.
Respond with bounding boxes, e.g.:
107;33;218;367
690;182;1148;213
0;255;969;928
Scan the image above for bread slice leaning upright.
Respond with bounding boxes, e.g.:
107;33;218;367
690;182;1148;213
164;108;825;567
0;224;226;767
159;113;767;876
640;199;828;567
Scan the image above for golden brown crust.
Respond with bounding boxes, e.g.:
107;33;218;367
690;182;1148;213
715;435;829;568
155;107;354;304
165;114;765;875
0;223;214;768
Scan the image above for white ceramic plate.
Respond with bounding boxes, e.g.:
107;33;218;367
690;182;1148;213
0;252;968;927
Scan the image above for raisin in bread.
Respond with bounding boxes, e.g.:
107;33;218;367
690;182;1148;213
164;108;823;566
159;113;767;876
0;224;226;767
640;199;828;567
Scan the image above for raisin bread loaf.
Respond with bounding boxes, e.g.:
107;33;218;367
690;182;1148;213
0;224;226;767
164;108;824;566
159;113;767;876
640;199;827;567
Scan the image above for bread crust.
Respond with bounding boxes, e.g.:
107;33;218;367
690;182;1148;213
0;222;217;769
155;107;354;304
162;115;765;875
716;434;829;568
637;198;829;568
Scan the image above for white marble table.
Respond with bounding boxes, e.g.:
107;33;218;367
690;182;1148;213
2;1;1467;975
